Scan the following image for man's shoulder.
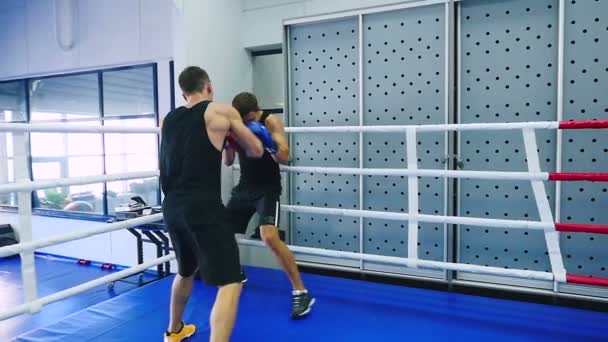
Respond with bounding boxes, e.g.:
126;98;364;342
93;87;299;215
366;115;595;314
161;109;176;129
161;107;184;128
208;102;233;116
263;113;284;129
205;102;228;122
204;103;234;133
164;106;188;120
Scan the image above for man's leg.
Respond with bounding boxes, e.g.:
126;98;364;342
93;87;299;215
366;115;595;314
210;282;243;342
164;206;198;341
168;273;195;333
194;203;246;341
225;190;256;236
257;190;315;318
260;225;315;318
260;225;305;291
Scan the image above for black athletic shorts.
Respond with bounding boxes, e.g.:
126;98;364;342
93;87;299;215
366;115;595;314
225;188;281;235
162;194;243;286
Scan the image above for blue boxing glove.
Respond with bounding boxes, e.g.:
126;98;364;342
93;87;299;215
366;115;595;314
246;121;278;154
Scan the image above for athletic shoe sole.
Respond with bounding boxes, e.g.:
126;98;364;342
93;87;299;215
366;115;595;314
293;298;316;319
185;328;196;339
164;325;196;342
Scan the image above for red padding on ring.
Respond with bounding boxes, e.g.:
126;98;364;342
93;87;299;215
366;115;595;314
567;274;608;287
548;173;608;182
559;120;608;129
555;223;608;234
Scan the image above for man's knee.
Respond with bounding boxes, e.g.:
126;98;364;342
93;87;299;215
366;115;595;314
177;266;198;278
176;271;196;281
216;282;243;299
212;282;242;324
260;225;280;247
218;281;242;290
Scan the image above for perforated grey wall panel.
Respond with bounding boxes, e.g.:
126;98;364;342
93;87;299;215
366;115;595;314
288;6;447;272
362;4;446;262
560;0;608;280
459;0;558;274
286;0;606;290
290;18;360;128
289;18;361;258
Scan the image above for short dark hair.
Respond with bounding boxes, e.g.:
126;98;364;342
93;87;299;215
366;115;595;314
178;66;210;94
232;92;259;117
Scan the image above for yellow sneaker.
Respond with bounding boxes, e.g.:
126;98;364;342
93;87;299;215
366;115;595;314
164;322;197;342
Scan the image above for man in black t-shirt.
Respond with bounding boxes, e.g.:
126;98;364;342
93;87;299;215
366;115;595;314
224;92;315;319
160;67;264;342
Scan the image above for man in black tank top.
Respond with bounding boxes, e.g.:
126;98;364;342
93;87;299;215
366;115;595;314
160;67;264;342
224;92;315;319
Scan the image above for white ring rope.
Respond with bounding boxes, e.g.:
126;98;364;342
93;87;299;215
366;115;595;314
0;123;160;134
0;253;175;321
0;214;163;258
0;120;559;135
282;205;552;230
274;166;549;181
0;171;159;194
0;119;586;319
284;121;560;133
239;239;554;281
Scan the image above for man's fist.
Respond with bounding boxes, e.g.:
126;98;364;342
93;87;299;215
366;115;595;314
247;121;278;154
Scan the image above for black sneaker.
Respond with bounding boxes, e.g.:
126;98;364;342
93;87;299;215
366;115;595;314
291;292;315;319
240;269;248;284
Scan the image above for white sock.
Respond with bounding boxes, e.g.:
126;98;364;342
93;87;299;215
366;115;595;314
292;289;308;296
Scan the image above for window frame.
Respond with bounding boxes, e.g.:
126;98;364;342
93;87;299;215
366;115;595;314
0;79;28;208
251;48;285;114
0;62;162;221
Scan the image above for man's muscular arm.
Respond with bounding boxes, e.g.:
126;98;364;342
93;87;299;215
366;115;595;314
264;115;290;164
215;104;263;158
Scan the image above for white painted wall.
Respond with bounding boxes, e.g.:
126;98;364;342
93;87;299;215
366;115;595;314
172;0;255;205
0;0;173;80
173;0;253;104
241;0;412;49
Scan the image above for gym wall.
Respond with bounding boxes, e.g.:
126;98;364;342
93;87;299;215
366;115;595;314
0;0;173;80
284;0;608;298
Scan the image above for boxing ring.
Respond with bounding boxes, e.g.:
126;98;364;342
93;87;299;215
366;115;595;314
1;119;608;341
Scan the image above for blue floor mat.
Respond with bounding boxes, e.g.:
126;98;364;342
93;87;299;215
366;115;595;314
14;265;608;342
0;255;157;341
